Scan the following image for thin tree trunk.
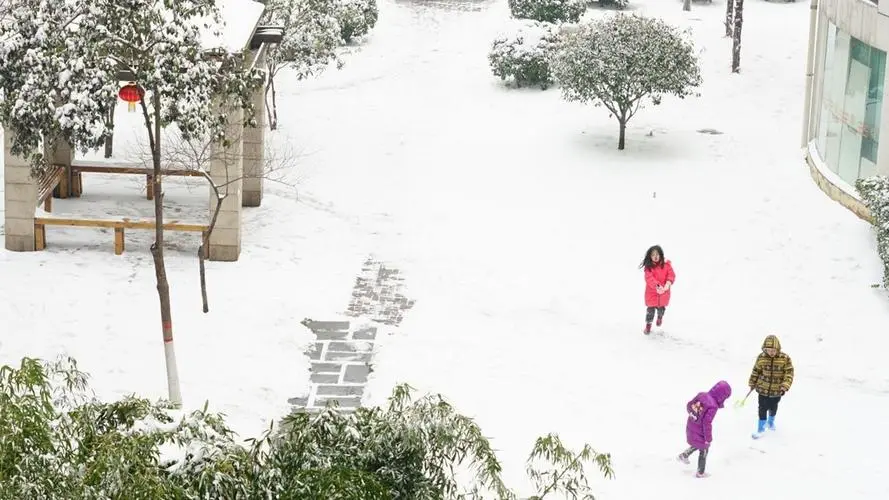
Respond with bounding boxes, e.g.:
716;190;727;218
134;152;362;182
269;75;279;131
142;90;182;407
198;171;225;314
683;0;691;11
265;78;275;131
618;118;627;150
104;105;114;158
725;0;734;37
731;0;744;73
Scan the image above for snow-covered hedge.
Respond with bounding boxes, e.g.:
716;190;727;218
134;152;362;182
856;176;889;291
508;0;587;23
489;20;562;89
336;0;379;44
598;0;630;10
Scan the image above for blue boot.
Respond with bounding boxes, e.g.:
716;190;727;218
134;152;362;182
751;419;766;439
767;415;776;431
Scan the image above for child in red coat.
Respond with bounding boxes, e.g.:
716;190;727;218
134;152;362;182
639;245;676;335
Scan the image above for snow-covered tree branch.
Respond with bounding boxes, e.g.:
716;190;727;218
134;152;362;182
0;0;266;406
260;0;343;129
551;13;702;150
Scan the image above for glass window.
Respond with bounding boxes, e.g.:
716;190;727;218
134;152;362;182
814;25;886;184
824;30;850;173
816;23;837;157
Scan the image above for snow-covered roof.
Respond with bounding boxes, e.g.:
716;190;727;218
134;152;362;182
199;0;265;53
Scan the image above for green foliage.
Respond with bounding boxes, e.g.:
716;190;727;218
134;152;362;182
489;21;561;90
856;176;889;292
0;358;614;498
336;0;379;44
0;0;265;174
508;0;587;24
526;434;614;499
551;13;702;149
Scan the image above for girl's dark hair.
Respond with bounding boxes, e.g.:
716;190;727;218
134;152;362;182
639;245;665;270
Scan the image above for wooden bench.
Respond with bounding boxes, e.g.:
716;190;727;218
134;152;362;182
70;165;204;200
34;217;210;256
36;165;67;213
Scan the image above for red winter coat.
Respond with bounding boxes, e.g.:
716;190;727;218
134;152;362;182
644;260;676;307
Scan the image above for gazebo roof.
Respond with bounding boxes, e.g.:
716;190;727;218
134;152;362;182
199;0;266;53
116;0;283;80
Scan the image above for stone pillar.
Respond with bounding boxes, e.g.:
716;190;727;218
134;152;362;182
3;128;37;251
242;83;265;207
48;138;74;198
208;106;244;261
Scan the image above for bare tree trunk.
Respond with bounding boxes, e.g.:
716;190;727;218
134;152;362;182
104;105;115;158
268;73;278;130
617;118;627;150
683;0;691;11
265;77;275;131
198;172;226;314
141;90;182;406
731;0;744;73
725;0;734;37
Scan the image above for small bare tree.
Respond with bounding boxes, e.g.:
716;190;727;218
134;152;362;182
128;123;301;312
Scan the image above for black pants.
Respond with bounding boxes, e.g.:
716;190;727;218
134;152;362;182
757;394;782;420
679;446;709;474
645;306;665;323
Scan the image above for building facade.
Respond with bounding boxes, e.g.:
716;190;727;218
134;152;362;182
803;0;889;220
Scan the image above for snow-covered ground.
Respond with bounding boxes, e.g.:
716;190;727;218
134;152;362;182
3;0;889;498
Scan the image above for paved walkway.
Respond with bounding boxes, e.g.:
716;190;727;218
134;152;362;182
288;257;414;412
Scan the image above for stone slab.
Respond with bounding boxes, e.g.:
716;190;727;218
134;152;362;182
343;364;371;383
306;320;351;331
310;373;340;384
324;351;372;363
315;330;349;341
352;326;378;340
310;362;343;374
316;384;365;397
313;396;362;409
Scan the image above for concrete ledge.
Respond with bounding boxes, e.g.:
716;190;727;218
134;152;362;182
805;141;874;223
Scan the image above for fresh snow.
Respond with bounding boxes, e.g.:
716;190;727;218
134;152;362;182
199;0;266;53
2;0;889;498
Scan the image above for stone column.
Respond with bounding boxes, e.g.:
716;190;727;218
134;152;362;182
4;128;37;251
242;83;265;207
208;106;244;261
48;138;74;198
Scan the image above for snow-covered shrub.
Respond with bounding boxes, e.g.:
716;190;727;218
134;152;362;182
856;176;889;291
551;13;702;149
597;0;630;10
508;0;587;23
489;20;562;89
0;356;614;497
336;0;379;44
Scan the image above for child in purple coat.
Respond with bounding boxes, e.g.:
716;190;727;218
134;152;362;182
677;380;732;478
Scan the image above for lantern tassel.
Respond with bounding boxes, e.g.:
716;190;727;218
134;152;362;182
128;101;136;113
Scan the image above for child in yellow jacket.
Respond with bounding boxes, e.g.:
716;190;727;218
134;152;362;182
748;334;794;439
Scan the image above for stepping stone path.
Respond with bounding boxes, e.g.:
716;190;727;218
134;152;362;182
288;257;415;413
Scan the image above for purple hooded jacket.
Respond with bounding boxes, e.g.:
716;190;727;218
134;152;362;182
685;380;732;449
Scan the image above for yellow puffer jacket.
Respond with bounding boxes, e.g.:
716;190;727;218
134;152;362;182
748;335;794;397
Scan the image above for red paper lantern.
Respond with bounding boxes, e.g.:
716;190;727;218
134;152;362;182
118;82;144;112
